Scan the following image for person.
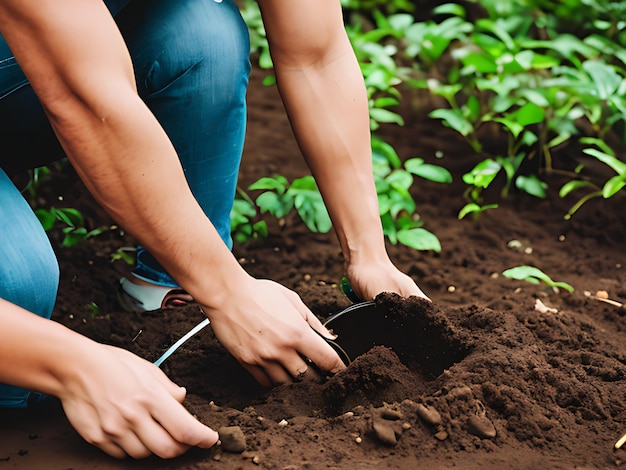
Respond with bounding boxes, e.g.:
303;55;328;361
0;0;429;460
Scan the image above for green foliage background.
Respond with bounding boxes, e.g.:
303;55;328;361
233;0;626;252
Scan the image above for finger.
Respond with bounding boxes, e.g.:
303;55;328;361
290;296;336;340
148;365;188;403
96;439;128;459
241;363;273;388
111;429;153;459
150;397;220;454
298;328;346;375
128;412;191;459
261;361;293;386
280;354;311;380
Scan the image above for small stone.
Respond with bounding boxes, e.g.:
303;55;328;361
278;419;288;427
379;408;403;420
434;431;448;441
218;426;246;453
252;455;261;465
355;437;362;444
402;422;412;430
466;415;497;439
447;285;456;293
596;290;609;299
373;420;398;446
416;404;442;426
448;385;473;400
304;274;312;281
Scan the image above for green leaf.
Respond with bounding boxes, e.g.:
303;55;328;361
397;227;441;252
559;180;595;198
515;174;547;198
583;148;626;174
386;169;413;192
405;158;453;183
369;108;405;125
458;203;481;220
429;108;474;137
502;265;574;292
35;209;57;231
583;60;622;100
255;192;293;218
463;159;502;188
516;102;545;127
249;176;288;193
432;3;466;18
372;136;402;169
54;207;84;228
602;175;626;198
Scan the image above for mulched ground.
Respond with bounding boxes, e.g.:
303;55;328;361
1;65;625;470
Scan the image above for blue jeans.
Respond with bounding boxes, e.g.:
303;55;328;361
0;0;250;405
0;169;59;408
0;0;250;287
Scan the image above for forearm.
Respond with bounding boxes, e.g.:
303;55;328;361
276;49;387;264
0;299;96;397
259;0;387;265
0;0;247;308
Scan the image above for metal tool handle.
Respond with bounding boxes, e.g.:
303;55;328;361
154;318;210;367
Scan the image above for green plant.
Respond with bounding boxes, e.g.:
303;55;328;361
399;1;626;215
35;207;109;247
250;175;332;233
458;202;498;220
230;187;268;243
502;265;574;292
110;246;136;265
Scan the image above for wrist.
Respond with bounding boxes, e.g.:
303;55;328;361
342;232;390;273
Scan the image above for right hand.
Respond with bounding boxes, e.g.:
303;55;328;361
202;277;346;387
58;344;219;459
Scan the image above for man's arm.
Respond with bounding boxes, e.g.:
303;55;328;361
257;0;428;301
0;298;219;458
0;0;343;387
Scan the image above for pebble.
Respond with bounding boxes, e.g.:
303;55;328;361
218;426;246;453
373;420;398;446
416;404;442;426
466;415;497;439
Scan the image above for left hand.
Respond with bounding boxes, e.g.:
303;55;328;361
345;257;430;302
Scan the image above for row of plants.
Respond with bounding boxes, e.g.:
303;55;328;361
233;0;626;248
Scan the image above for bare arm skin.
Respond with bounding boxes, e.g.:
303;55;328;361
0;0;344;443
256;0;429;301
0;299;219;458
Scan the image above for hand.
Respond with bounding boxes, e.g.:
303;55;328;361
58;345;219;459
345;257;430;302
201;277;346;387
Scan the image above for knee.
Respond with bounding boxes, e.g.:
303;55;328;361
0;232;59;320
139;0;251;99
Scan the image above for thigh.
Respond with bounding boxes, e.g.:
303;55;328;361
117;0;251;248
0;169;59;318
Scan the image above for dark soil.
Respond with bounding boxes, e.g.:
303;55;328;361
1;65;626;470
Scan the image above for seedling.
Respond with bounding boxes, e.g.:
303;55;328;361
35;207;109;247
502;265;574;292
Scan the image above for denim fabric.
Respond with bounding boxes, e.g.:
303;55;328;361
0;0;251;287
0;169;59;408
116;0;251;286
